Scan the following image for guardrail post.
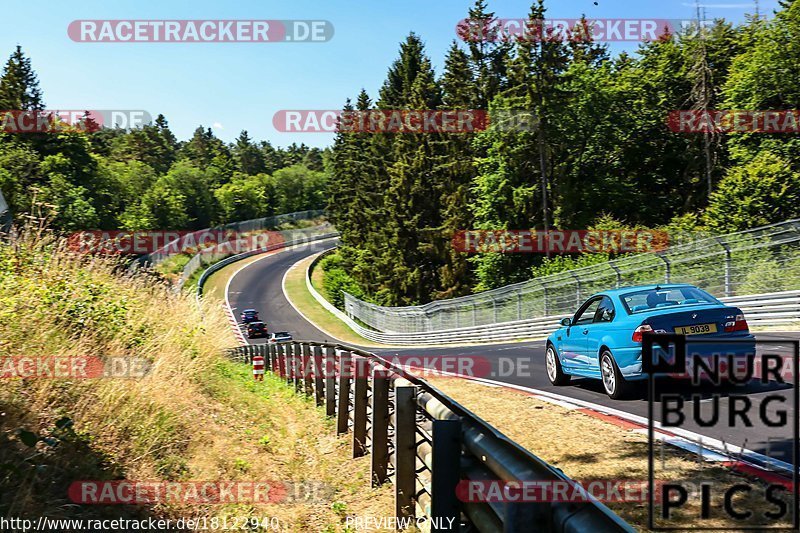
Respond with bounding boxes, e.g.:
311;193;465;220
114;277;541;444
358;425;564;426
517;291;522;321
261;345;271;372
324;347;336;416
371;366;390;486
352;356;369;458
337;352;352;435
394;385;417;524
302;344;313;397
313;345;324;407
275;344;284;378
284;344;292;382
657;252;671;284
292;343;302;393
267;343;276;374
431;418;462;533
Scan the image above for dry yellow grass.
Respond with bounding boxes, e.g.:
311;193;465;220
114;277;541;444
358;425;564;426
0;229;392;531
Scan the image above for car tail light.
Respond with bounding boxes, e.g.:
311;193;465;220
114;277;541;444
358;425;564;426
632;324;653;342
725;314;748;332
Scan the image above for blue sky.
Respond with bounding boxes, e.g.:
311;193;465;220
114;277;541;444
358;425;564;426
1;0;778;149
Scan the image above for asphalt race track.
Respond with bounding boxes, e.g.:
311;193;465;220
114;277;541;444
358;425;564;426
227;244;800;468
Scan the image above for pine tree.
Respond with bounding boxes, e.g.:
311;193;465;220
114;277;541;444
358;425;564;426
0;46;44;110
435;43;478;298
232;130;266;175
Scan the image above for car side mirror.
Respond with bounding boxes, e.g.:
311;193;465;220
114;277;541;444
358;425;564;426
560;317;572;327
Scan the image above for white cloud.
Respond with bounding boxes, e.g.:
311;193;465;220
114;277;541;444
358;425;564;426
212;122;224;129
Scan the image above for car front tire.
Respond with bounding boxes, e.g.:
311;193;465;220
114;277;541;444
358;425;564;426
546;344;571;386
600;350;632;399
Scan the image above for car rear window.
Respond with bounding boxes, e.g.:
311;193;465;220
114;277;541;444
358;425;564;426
621;287;719;314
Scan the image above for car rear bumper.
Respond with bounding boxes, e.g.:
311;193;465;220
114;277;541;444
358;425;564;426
617;334;757;380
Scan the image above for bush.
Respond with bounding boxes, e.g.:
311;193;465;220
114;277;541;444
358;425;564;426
320;252;364;309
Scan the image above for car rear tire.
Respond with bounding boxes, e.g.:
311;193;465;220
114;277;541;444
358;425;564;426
600;350;632;399
546;344;571;386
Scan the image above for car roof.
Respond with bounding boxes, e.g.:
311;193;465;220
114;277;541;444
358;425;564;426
248;321;265;326
273;331;291;336
243;309;257;313
592;284;696;299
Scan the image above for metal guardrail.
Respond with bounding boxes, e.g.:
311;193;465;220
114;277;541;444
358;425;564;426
177;223;334;289
134;209;326;269
343;219;800;334
306;250;800;345
225;342;634;532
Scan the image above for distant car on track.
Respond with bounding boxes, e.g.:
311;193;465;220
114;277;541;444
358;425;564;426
246;321;268;339
268;332;293;344
545;284;755;399
240;309;259;324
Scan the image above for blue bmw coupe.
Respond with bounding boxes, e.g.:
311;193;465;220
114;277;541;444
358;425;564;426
545;284;755;399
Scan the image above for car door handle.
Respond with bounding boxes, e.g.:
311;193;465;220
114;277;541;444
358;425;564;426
582;329;589;335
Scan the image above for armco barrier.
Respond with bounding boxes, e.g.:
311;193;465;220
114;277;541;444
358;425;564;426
178;224;333;289
305;251;800;345
226;342;635;532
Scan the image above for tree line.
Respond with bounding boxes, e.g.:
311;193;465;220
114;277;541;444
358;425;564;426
0;45;327;231
326;0;800;306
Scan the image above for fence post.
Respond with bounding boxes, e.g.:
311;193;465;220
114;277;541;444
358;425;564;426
371;366;390;486
313;345;324;407
302;344;313;397
715;237;733;297
657;252;671;284
352;357;369;458
324;346;336;416
293;344;302;392
431;419;462;533
394;385;417;524
541;282;549;316
472;303;476;327
609;260;622;288
275;343;285;379
517;291;522;321
337;352;351;435
570;272;582;308
268;343;276;374
262;345;271;372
